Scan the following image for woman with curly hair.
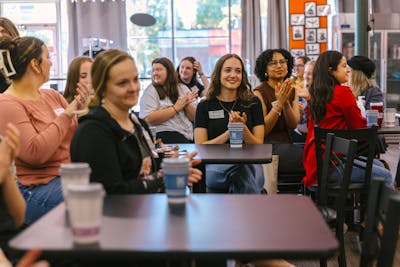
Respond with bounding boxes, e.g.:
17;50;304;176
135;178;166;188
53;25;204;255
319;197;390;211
194;54;264;193
253;49;303;193
139;57;197;143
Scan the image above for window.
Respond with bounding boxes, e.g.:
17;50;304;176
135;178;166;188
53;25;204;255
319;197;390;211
0;0;66;91
126;0;241;79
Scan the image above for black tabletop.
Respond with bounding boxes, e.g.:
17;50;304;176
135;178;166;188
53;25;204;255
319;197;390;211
9;194;338;261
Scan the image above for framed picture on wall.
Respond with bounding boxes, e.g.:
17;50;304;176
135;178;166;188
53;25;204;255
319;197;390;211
291;14;305;26
317;5;330;16
305;2;316;16
291;49;306;57
317;28;327;43
305;17;319;28
305;29;316;43
292;26;304;40
306;43;320;55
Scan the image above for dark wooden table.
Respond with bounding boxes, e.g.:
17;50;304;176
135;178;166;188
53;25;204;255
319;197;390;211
378;125;400;134
10;194;338;262
176;144;272;192
177;143;272;164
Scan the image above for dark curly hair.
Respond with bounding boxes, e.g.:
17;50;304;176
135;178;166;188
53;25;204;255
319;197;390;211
309;50;343;123
254;48;293;82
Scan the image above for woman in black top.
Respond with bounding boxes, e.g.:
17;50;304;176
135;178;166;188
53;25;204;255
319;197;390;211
194;54;264;193
71;49;202;194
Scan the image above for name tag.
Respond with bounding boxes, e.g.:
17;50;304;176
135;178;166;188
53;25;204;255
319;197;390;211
54;108;65;116
209;110;225;119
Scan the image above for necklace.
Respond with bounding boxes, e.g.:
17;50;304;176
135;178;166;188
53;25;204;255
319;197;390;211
218;99;237;114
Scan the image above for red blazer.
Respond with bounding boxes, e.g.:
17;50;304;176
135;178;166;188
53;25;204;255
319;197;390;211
303;84;367;187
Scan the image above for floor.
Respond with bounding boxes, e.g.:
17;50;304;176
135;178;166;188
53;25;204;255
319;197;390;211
288;144;400;267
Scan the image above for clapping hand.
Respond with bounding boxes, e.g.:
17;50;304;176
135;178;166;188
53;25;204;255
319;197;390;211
275;78;294;106
64;82;91;116
229;111;247;124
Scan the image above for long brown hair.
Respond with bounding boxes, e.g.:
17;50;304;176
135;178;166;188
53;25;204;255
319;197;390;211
0;17;19;38
63;56;93;103
151;57;179;103
206;53;253;104
309;50;343;123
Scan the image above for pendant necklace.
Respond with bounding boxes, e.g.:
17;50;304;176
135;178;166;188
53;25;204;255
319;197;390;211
218;99;237;114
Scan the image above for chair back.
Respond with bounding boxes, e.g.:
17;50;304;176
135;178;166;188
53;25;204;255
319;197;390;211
317;133;358;267
314;126;378;191
360;177;400;267
318;133;358;210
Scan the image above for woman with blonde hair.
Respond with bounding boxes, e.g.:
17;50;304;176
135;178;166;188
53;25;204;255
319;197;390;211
71;49;202;194
348;55;382;109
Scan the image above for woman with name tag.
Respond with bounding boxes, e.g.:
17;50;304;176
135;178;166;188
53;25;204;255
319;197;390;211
0;36;89;224
71;49;202;194
194;53;264;193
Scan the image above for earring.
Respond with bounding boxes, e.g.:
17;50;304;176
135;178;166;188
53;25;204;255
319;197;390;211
264;72;268;79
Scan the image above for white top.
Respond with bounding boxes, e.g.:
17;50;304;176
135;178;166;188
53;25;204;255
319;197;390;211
139;83;194;141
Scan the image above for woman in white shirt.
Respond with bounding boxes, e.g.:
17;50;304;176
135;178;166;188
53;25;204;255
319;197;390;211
139;57;197;143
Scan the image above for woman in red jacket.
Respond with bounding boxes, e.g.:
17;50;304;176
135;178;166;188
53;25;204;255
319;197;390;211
303;50;393;188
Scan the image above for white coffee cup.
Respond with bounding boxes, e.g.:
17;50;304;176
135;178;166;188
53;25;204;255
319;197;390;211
67;183;105;245
60;163;91;199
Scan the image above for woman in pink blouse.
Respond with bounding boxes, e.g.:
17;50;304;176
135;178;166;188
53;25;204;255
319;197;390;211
0;36;88;224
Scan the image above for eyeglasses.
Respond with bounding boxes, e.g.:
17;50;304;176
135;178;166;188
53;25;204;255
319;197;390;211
268;59;288;67
294;64;304;68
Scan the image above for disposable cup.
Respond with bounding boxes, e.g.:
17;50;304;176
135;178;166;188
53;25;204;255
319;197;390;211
60;163;91;199
162;158;190;204
366;109;379;127
67;183;105;245
384;108;397;127
228;122;244;148
370;102;383;128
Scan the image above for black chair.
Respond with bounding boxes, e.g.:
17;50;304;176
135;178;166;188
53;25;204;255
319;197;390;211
315;133;358;267
360;177;400;267
314;126;378;226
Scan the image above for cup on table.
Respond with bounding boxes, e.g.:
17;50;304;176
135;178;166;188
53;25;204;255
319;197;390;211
66;183;105;245
228;122;244;148
366;109;379;127
60;163;91;226
384;108;397;127
162;158;190;204
370;102;384;128
60;163;91;199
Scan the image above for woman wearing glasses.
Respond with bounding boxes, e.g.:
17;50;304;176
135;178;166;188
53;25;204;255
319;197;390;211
253;49;303;194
